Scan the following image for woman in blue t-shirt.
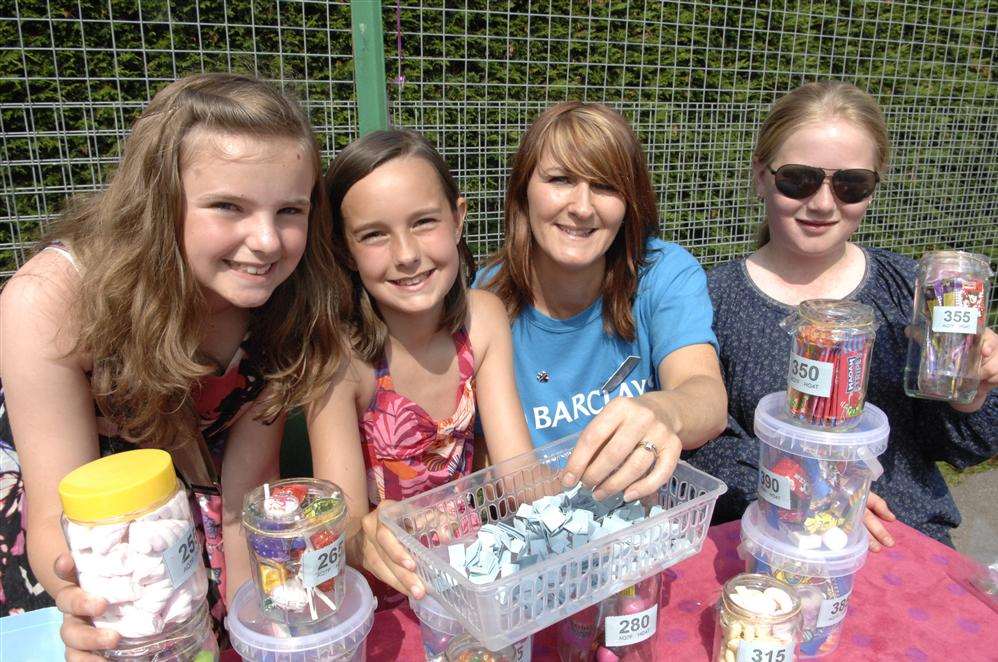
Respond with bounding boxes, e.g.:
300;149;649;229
686;81;997;548
478;101;727;502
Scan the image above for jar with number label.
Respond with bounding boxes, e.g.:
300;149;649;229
411;593;532;662
242;478;348;625
58;449;210;646
712;573;801;662
903;250;994;404
445;635;517;662
105;599;219;661
782;299;878;431
596;572;661;661
740;502;868;658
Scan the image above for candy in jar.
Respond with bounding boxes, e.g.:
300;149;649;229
105;600;219;661
712;573;801;662
782;299;878;431
445;635;517;662
595;573;661;661
58;449;210;645
904;250;994;404
242;478;348;625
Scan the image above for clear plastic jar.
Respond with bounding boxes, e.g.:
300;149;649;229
782;300;878;431
712;574;802;662
242;478;348;626
596;573;661;661
904;250;994;404
58;449;209;643
444;635;516;662
105;599;219;661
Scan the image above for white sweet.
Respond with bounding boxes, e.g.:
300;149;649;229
81;574;139;604
791;532;822;550
89;522;129;555
822;526;848;551
763;586;795;615
161;588;193;624
271;579;309;611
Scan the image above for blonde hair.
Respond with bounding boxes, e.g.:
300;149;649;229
482;102;658;340
44;73;348;449
325;129;474;363
754;81;890;246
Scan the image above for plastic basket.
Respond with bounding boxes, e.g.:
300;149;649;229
379;434;726;650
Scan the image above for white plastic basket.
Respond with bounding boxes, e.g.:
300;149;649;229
379;434;727;650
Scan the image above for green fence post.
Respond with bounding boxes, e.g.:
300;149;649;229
351;0;388;134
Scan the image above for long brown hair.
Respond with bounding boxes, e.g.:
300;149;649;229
481;101;658;340
754;81;890;247
45;73;348;449
324;129;475;362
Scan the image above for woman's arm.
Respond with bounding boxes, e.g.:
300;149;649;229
562;343;727;501
307;366;425;598
467;290;534;464
218;405;285;605
1;254;114;658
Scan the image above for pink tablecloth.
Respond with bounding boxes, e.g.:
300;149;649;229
234;519;998;660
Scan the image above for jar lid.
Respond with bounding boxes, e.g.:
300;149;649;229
227;567;375;659
797;299;877;331
410;593;465;637
754;392;889;462
58;449;176;523
919;250;994;275
719;573;801;622
242;478;347;537
740;502;869;577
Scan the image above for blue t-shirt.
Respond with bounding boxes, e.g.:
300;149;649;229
475;238;718;446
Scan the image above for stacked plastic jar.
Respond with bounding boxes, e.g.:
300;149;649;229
744;383;889;656
242;478;348;626
410;594;532;662
712;573;802;662
58;449;216;660
903;250;994;404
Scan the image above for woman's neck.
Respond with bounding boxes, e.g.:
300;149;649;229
747;240;866;305
530;256;605;320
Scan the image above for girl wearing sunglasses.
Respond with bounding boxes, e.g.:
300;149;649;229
685;81;997;550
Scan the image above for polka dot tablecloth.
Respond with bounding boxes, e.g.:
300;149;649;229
225;520;997;661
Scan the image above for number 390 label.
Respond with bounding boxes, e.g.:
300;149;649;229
759;466;792;510
604;604;658;647
736;641;793;662
164;522;198;588
816;591;852;628
302;538;344;588
932;306;979;334
787;354;833;397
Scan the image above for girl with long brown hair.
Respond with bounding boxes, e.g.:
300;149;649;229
0;73;348;656
479;101;728;505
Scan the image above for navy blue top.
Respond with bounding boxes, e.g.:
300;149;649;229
683;246;997;546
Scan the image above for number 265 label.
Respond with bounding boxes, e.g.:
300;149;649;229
302;538;344;588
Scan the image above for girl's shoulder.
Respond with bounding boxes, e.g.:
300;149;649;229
465;289;509;362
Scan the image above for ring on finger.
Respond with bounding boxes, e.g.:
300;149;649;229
638;439;658;455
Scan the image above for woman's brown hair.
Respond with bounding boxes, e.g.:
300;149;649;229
754;81;890;247
44;72;349;449
481;101;659;340
324;129;475;362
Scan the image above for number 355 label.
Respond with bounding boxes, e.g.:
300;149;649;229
164;523;198;588
605;604;658;647
932;306;979;334
736;641;793;662
303;538;344;588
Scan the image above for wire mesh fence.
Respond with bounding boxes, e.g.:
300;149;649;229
3;0;997;307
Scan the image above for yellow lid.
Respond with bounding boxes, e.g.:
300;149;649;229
59;449;177;523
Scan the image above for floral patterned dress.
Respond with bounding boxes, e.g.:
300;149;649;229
359;328;477;606
0;340;265;622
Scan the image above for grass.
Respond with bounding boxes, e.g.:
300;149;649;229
939;457;998;487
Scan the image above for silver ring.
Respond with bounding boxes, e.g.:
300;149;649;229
639;439;657;454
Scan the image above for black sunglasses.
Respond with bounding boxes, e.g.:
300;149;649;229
767;164;880;204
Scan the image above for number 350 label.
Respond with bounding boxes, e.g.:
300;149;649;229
932;306;979;334
605;604;657;647
303;538;344;588
164;523;198;588
736;641;793;662
787;354;833;397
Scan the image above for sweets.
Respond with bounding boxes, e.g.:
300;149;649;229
445;635;516;662
242;478;348;626
594;573;661;662
712;574;801;662
783;300;877;431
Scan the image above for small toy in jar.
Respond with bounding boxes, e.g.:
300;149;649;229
445;635;517;662
595;572;661;662
712;573;801;662
242;478;348;626
782;300;878;431
58;449;210;645
904;250;994;404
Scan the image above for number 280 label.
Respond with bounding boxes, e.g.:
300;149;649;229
736;641;793;662
605;604;658;647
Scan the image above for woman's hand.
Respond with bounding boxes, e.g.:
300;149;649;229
951;327;998;413
356;501;425;599
560;395;682;503
864;492;896;552
53;553;119;661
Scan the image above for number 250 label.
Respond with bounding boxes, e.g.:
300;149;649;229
164;523;198;588
737;641;793;662
302;538;344;588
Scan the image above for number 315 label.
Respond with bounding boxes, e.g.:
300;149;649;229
604;604;658;647
736;641;793;662
931;306;979;334
302;538;344;588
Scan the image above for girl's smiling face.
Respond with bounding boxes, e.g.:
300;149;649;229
754;118;879;259
340;156;466;321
